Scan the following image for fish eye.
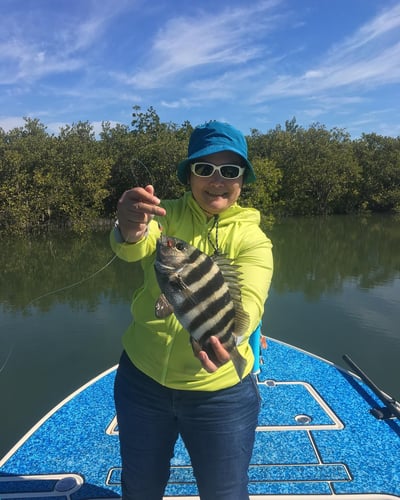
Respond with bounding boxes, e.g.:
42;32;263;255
175;241;185;251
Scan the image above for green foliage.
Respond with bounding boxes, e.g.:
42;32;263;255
250;120;362;215
0;119;112;233
353;133;400;212
0;118;58;231
100;107;189;215
240;157;282;225
0;109;399;234
54;122;112;232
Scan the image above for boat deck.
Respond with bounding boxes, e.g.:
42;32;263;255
1;338;399;499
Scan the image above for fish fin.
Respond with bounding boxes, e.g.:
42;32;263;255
169;272;203;307
212;255;250;337
230;346;247;381
212;256;242;299
155;293;174;318
169;272;187;289
211;254;236;274
233;307;250;338
169;273;196;299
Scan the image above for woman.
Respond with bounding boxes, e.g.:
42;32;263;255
111;121;273;499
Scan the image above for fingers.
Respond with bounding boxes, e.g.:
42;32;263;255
144;184;155;197
198;352;218;373
209;336;231;363
197;337;231;373
119;186;165;218
117;185;166;243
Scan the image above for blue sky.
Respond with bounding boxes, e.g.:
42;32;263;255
1;0;399;138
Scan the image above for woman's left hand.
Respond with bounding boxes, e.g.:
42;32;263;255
197;336;231;373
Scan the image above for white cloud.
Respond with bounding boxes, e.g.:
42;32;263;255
1;0;399;137
0;116;26;131
253;3;400;101
119;0;282;89
335;2;400;55
160;98;193;109
0;1;134;85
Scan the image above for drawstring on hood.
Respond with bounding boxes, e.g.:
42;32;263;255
208;215;220;255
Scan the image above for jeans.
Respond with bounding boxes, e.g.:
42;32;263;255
114;351;260;500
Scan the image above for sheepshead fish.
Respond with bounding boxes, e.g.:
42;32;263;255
154;235;250;380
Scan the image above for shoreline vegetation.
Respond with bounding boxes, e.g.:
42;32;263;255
1;106;399;234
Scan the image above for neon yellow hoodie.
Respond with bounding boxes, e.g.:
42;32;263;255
110;191;273;391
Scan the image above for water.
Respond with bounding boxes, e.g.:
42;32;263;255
264;214;400;399
1;214;399;458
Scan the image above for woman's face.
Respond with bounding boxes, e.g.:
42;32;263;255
189;151;244;216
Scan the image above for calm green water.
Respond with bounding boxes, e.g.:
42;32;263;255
1;214;399;458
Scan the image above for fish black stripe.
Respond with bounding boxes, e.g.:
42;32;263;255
190;270;225;303
190;306;234;340
178;268;225;316
217;328;235;346
186;247;203;265
187;289;233;333
182;255;214;287
194;306;235;343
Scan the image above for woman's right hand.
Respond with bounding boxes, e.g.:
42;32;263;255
117;185;166;243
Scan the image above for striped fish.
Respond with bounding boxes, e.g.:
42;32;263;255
154;235;250;380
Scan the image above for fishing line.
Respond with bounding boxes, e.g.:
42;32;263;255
0;253;118;374
27;158;156;307
2;252;117;375
128;157;156;187
27;253;118;306
128;158;163;234
0;345;13;374
1;159;155;374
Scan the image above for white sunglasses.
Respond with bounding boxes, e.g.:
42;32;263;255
190;162;245;179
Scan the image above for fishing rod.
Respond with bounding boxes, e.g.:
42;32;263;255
343;354;400;421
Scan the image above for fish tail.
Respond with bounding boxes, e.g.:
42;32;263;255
230;347;247;381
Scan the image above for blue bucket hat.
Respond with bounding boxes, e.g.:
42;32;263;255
177;121;256;184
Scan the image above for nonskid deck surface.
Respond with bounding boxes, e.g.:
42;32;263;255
1;339;399;499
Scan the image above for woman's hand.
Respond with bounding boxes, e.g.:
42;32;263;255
117;185;166;243
196;336;231;373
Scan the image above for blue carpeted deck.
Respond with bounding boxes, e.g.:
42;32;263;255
1;338;399;499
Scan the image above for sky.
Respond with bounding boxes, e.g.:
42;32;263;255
1;0;400;138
